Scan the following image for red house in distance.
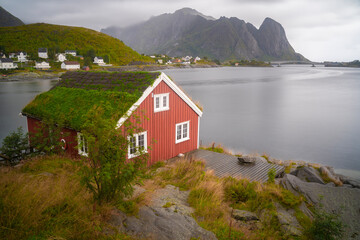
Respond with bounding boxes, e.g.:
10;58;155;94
22;71;203;165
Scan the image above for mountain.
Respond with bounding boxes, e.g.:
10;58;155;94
101;8;307;62
0;6;24;27
0;23;152;65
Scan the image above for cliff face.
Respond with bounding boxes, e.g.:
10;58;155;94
0;6;24;27
102;8;307;62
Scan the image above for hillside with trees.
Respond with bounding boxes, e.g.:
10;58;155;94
0;23;152;65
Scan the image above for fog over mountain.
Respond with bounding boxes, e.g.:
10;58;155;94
102;8;306;62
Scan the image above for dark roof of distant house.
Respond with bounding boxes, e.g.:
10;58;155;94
22;71;161;130
38;48;47;52
63;61;80;65
0;58;13;63
17;51;27;55
95;56;103;59
65;50;76;52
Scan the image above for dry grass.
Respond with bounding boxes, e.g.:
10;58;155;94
0;156;124;240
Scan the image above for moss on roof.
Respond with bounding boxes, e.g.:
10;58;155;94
22;71;161;130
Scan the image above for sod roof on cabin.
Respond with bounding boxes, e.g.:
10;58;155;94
22;71;161;130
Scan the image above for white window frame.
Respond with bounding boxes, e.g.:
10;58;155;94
77;133;88;157
128;131;148;159
175;121;190;144
154;93;169;112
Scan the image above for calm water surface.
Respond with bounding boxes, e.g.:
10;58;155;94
1;66;359;178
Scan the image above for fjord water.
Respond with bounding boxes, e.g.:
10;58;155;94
163;66;360;178
1;66;359;178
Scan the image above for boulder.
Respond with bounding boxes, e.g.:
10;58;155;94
338;174;360;189
290;166;325;184
319;166;342;185
231;209;259;221
280;174;360;239
275;203;303;236
238;156;266;164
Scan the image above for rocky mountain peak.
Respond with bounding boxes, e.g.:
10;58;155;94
174;7;216;21
0;6;24;27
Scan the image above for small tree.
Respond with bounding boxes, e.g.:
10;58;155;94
0;127;29;165
81;104;148;204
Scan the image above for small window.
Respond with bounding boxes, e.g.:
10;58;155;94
78;133;88;157
128;131;148;159
154;93;169;112
175;121;190;143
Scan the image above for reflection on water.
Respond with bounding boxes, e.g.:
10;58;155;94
1;67;360;178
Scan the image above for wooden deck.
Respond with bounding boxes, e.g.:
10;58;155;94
184;149;285;183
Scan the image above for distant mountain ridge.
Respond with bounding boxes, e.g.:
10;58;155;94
0;6;24;27
102;8;307;62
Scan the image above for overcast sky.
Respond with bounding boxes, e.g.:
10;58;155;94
1;0;359;62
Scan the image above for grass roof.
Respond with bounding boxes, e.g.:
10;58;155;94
22;71;161;130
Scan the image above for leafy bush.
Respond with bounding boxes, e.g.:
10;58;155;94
305;208;344;240
0;127;29;165
224;178;257;203
267;168;276;184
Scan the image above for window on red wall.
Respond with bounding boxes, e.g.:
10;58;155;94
175;121;190;143
154;93;169;112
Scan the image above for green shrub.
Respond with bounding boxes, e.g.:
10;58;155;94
267;168;276;184
0;127;29;165
305;208;344;240
224;178;257;203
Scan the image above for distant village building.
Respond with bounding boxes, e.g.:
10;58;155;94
35;61;51;70
56;53;67;62
157;59;163;64
17;52;28;62
82;66;90;71
0;53;6;58
0;58;18;70
38;48;48;59
61;61;80;70
166;60;173;65
9;53;17;58
65;50;77;56
93;57;105;65
182;56;192;62
194;56;201;63
150;55;156;58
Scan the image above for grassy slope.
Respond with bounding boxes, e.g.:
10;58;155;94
0;156;133;240
0;155;311;240
0;23;152;65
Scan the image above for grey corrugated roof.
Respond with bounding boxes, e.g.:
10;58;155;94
0;58;13;63
38;48;47;52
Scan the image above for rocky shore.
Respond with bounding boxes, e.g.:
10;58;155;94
0;71;63;81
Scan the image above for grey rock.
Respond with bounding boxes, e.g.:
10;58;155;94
341;184;353;188
232;209;259;221
290;166;325;184
280;174;360;239
319;166;341;184
238;156;256;164
275;203;303;236
109;185;217;240
326;182;336;187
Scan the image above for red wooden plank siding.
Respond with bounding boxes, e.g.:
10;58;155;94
27;117;79;157
125;80;199;165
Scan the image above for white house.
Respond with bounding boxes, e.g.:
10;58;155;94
194;56;201;63
35;61;51;69
61;61;80;70
182;56;193;62
38;48;48;59
93;57;105;65
56;53;67;62
0;58;18;70
65;50;76;56
17;52;28;62
166;60;173;65
157;59;163;64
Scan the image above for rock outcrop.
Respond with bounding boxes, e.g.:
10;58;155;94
280;174;360;239
290;166;325;184
0;6;24;27
108;185;217;240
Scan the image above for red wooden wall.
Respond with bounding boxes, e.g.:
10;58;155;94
124;80;199;164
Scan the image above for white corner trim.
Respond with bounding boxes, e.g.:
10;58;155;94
197;116;200;149
116;72;203;128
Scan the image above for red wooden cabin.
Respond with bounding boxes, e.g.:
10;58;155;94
22;71;203;165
